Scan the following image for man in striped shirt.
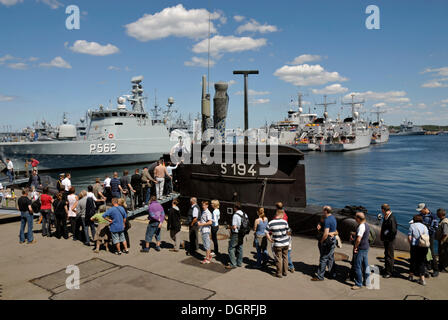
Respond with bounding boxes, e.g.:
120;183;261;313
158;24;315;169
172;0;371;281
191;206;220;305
266;210;290;278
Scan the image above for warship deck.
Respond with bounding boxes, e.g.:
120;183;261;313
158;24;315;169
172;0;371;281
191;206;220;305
1;217;447;300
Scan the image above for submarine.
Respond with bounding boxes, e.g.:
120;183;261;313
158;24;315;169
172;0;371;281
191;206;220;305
171;72;410;252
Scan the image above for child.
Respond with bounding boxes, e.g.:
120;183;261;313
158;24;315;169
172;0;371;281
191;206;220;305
91;210;111;253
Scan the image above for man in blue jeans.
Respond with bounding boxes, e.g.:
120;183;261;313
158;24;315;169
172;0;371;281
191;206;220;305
352;212;371;290
226;203;248;269
141;196;165;253
312;206;338;281
18;189;36;244
6;158;14;182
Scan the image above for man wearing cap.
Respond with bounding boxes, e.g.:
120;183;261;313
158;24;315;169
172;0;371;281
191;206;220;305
417;203;439;277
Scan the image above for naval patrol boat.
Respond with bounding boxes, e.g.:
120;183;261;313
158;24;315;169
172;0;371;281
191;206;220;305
270;93;318;146
393;120;425;136
0;76;174;171
319;95;372;152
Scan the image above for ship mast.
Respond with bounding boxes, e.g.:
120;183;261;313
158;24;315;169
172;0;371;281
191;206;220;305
129;76;145;113
316;95;336;119
372;106;386;123
342;94;365;118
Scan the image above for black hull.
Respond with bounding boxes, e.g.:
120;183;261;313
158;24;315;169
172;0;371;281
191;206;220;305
172;143;410;252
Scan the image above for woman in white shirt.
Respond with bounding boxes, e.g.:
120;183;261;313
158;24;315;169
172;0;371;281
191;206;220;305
211;200;221;256
67;187;79;240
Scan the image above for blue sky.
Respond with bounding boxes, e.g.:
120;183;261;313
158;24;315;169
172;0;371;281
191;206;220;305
0;0;447;130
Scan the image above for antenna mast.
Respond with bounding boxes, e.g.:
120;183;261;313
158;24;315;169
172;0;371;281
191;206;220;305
298;92;303;111
316;95;336;118
207;2;212;94
372;106;386;123
342;94;365;118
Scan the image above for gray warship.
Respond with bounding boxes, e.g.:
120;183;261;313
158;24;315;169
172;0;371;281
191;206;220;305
392;120;425;136
0;76;175;172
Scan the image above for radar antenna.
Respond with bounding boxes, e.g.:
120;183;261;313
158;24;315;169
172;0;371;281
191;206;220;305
128;76;146;113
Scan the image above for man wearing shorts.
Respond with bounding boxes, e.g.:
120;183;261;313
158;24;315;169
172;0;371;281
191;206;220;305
103;198;129;255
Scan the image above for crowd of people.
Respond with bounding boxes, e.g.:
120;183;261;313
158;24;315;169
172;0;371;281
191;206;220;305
15;166;448;290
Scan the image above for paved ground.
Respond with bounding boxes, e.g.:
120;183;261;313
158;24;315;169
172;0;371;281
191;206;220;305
1;217;447;300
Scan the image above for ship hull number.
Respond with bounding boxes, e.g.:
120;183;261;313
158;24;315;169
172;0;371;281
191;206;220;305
90;143;117;154
221;164;257;177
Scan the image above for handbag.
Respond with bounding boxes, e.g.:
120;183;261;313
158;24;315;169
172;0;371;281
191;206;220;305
419;233;430;248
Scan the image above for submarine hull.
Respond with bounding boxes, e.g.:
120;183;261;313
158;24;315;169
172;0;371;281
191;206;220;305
173;144;410;252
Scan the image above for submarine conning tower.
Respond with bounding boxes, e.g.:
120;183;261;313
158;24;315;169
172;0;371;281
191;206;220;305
177;74;307;211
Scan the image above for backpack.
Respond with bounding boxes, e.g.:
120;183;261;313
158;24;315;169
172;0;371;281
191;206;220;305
85;197;96;221
236;212;250;236
31;199;41;213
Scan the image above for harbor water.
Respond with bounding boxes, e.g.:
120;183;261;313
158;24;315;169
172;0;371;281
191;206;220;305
63;135;447;233
305;134;448;232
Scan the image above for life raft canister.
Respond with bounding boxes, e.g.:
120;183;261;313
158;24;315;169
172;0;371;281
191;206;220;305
109;133;114;139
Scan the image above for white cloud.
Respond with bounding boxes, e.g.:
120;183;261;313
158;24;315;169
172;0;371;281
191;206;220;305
125;4;221;42
0;0;23;6
440;99;448;104
417;103;427;109
274;64;348;87
39;56;71;69
7;62;27;70
69;40;119;56
236;19;278;34
0;94;15;102
184;56;216;68
193;35;267;56
343;91;410;104
422;79;448;88
289;54;322;65
312;84;348;95
251;98;270;105
108;66;120;71
37;0;62;9
0;54;17;64
373;103;387;108
422;66;448;77
28;56;39;62
235;89;270;96
234;15;245;22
